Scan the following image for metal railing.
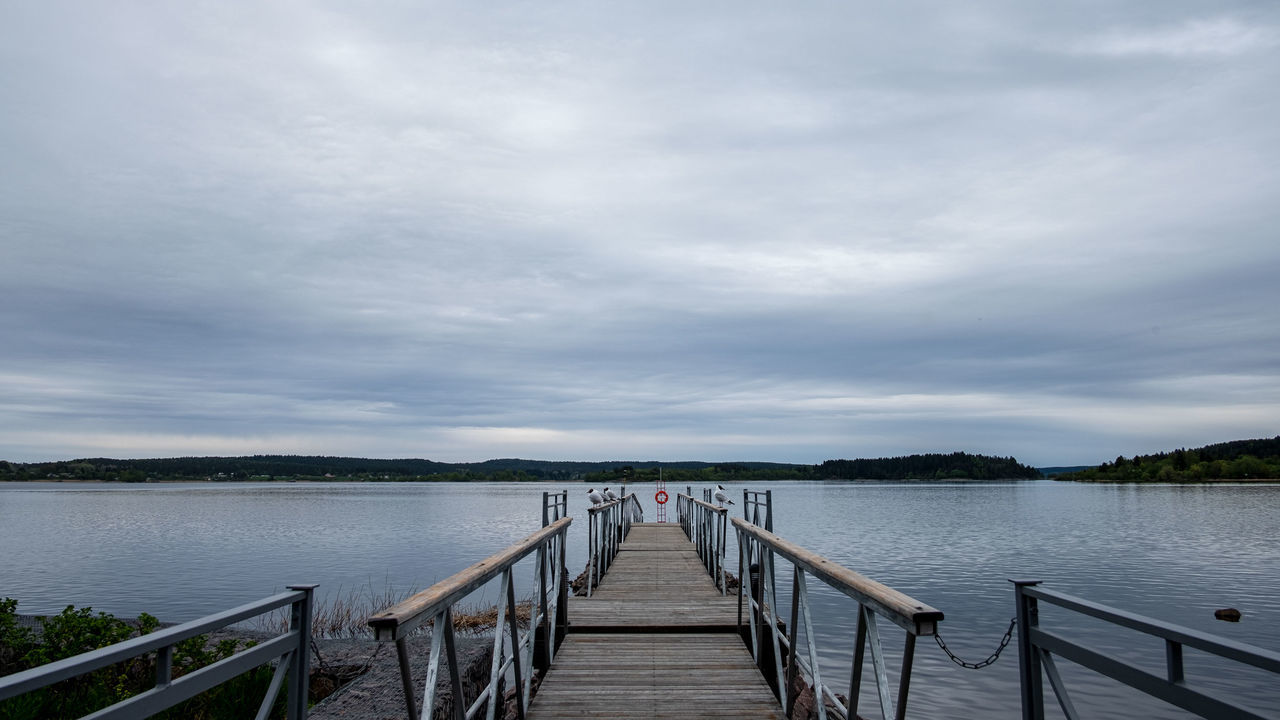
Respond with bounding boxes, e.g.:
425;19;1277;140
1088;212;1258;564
1013;580;1280;720
676;493;730;594
368;517;572;720
584;493;643;596
542;490;568;527
743;488;774;532
0;585;316;720
735;519;943;720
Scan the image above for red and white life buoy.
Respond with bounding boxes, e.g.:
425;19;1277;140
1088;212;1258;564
655;490;669;504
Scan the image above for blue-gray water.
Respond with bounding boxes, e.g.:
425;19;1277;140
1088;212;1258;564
2;480;1277;719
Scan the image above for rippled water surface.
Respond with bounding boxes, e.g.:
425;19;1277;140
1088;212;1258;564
2;480;1277;718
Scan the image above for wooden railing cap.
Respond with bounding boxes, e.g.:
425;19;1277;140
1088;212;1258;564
367;516;572;641
732;516;943;636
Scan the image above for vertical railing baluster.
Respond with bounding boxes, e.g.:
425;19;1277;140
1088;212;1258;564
719;509;727;594
1013;580;1044;720
744;534;761;662
762;546;787;711
286;584;315;720
737;528;746;628
863;607;893;720
418;610;446;720
505;572;527;720
587;512;596;598
848;603;867;719
796;568;828;720
443;608;464;720
155;645;173;688
485;571;512;720
523;546;542;708
894;633;916;720
422;607;448;717
786;567;802;718
1165;639;1184;683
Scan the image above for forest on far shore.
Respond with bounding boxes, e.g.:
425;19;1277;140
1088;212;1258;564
1056;437;1280;482
0;451;1042;483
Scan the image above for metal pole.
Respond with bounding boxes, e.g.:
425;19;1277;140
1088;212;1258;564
1013;580;1044;720
895;633;917;720
395;639;417;720
286;584;316;720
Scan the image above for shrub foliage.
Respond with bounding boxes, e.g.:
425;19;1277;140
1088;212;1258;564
0;599;284;720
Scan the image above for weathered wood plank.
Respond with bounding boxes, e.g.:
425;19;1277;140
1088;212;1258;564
368;517;571;641
527;524;784;719
528;634;785;720
732;516;943;635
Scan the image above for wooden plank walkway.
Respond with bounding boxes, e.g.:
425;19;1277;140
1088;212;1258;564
528;523;785;719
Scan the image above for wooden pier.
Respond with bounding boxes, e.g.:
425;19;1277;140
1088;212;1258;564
529;523;785;718
367;491;944;720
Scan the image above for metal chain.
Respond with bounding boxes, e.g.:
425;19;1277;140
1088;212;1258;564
934;617;1017;669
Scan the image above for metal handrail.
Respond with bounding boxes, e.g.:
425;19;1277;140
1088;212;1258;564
0;586;316;720
676;493;729;594
584;493;643;596
734;517;943;720
368;516;572;720
743;489;774;532
1013;580;1280;720
542;490;568;527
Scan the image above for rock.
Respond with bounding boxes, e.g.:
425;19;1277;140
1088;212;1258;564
1214;608;1242;622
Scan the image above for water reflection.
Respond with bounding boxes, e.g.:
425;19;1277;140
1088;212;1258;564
1;480;1277;718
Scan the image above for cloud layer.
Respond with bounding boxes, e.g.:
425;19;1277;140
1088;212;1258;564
3;3;1278;465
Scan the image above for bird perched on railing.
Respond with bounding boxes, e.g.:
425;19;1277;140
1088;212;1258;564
604;487;619;502
714;485;735;507
587;488;604;506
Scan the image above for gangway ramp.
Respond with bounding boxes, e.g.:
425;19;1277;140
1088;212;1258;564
528;522;784;719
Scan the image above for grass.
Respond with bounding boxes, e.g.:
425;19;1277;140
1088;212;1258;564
255;583;536;638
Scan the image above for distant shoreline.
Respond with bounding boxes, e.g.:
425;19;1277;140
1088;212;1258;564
1062;477;1280;484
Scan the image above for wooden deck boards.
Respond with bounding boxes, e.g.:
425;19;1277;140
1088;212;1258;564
529;523;782;719
567;525;738;630
528;634;785;719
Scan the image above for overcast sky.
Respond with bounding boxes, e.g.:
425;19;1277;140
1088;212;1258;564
2;2;1278;466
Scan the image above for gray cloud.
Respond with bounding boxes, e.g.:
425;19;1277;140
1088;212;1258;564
3;2;1278;465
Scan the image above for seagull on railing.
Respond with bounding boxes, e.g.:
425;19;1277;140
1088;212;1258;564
714;485;735;507
604;487;619;502
587;488;604;506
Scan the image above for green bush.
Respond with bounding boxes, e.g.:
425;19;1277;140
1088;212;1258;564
0;599;285;720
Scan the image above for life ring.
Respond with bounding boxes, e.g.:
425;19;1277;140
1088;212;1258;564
655;490;669;504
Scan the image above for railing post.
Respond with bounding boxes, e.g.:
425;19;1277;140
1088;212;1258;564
557;531;569;648
895;632;917;720
287;584;317;720
764;489;773;532
534;544;551;673
1013;580;1044;720
155;644;173;688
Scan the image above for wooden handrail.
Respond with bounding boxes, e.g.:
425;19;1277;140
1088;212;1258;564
684;495;729;514
586;497;621;514
732;517;943;636
368;516;572;641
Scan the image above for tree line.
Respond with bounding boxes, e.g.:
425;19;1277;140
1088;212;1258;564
816;452;1042;480
1057;437;1280;482
0;452;1045;483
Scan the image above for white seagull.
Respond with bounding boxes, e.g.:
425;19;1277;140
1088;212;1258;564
587;488;604;506
604;487;619;502
713;484;735;507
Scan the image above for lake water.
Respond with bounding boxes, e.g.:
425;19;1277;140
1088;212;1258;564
2;480;1277;719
